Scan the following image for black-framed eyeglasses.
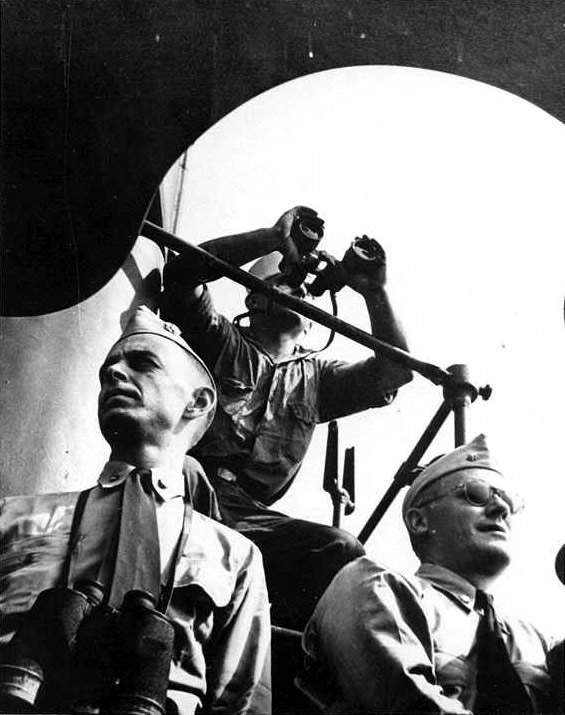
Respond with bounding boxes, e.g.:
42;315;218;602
414;478;524;515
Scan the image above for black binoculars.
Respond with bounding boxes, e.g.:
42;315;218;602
0;582;175;715
286;219;386;297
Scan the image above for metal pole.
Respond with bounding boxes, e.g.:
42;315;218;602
453;406;467;447
443;365;481;447
357;400;453;544
343;447;355;517
332;495;341;528
142;221;451;387
322;421;342;528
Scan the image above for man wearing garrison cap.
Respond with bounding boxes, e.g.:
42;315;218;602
302;435;559;714
162;205;412;630
0;307;271;715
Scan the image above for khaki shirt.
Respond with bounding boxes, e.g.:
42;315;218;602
0;475;271;714
303;557;554;713
169;287;400;504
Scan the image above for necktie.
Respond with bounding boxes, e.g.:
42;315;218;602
473;589;533;715
107;469;161;608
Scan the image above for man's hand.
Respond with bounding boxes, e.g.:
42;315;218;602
343;267;386;296
162;207;324;292
274;206;324;274
342;236;387;297
309;236;387;297
337;486;354;510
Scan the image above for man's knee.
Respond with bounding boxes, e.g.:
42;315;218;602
333;526;365;561
313;524;365;562
342;529;365;559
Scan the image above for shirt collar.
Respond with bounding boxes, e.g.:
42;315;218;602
240;327;314;365
98;461;185;501
416;562;478;612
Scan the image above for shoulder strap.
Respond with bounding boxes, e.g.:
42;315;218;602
60;487;95;589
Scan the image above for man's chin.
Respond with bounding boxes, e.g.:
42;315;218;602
99;410;138;444
479;544;512;575
269;308;306;331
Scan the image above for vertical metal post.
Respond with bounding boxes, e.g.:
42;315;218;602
453;404;467;446
332;493;341;528
444;365;476;447
322;421;342;527
343;447;355;517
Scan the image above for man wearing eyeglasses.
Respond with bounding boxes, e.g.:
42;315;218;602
302;434;558;714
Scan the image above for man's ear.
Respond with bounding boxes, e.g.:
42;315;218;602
183;386;216;419
245;293;259;311
405;507;430;538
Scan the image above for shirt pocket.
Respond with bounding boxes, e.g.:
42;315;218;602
281;400;318;464
515;662;552;712
436;655;474;706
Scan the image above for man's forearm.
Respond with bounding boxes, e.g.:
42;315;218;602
199;227;284;268
162;225;286;309
364;288;412;383
163;206;321;294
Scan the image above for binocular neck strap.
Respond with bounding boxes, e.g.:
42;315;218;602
61;486;93;590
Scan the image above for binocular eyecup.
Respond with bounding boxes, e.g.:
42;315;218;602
285;234;386;297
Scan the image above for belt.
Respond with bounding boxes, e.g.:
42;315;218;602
211;465;272;505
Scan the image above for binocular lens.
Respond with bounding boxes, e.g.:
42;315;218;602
0;665;43;713
0;581;104;713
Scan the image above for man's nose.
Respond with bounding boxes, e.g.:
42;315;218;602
486;491;511;519
104;361;128;384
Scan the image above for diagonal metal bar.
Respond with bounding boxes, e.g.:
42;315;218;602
357;400;453;544
143;221;451;387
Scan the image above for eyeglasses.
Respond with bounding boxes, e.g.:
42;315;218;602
414;479;525;515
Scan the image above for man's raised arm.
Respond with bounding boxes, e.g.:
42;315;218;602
336;235;412;387
162;206;322;304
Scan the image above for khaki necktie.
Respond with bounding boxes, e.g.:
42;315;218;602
106;469;161;608
473;589;532;715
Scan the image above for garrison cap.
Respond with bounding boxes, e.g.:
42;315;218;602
402;434;503;519
113;306;215;387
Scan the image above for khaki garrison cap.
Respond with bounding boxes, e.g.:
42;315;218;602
402;434;503;519
113;306;215;386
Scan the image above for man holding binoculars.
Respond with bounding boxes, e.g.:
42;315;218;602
162;205;412;631
0;307;271;714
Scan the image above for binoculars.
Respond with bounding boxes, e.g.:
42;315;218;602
287;217;386;297
0;582;175;715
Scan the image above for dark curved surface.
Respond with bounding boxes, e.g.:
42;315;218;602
2;0;564;315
